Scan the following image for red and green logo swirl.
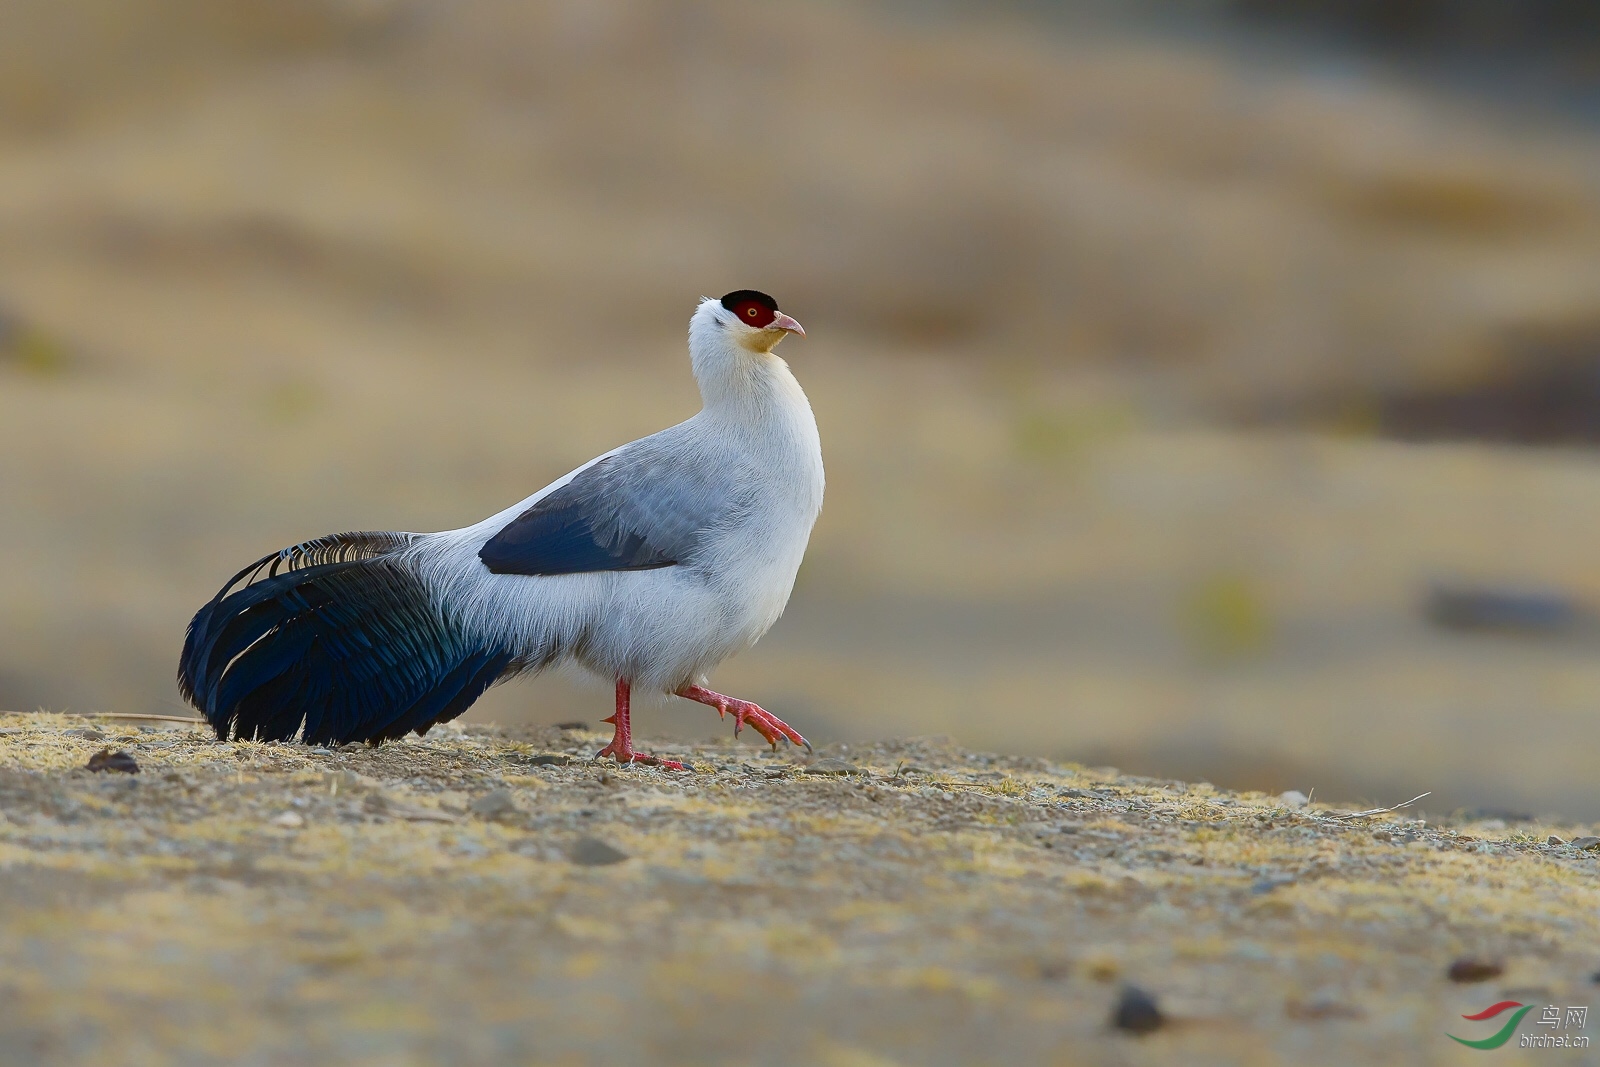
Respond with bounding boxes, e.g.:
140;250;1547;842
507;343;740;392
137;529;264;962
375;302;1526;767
1448;1001;1534;1050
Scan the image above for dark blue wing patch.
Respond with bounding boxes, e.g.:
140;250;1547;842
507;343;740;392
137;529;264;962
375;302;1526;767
478;459;679;576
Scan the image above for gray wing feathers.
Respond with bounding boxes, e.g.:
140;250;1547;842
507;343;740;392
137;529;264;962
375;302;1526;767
478;436;752;576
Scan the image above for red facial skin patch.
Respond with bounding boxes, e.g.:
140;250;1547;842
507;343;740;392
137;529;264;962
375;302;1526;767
731;300;776;329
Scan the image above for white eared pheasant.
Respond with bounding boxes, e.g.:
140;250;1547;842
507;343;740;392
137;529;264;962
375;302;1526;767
179;290;822;768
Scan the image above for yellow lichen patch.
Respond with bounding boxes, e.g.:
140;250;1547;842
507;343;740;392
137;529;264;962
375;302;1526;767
763;922;841;967
553;914;627;944
813;1041;906;1067
883;965;999;1001
1060;870;1119;895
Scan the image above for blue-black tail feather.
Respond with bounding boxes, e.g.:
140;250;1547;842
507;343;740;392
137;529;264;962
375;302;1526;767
178;532;515;744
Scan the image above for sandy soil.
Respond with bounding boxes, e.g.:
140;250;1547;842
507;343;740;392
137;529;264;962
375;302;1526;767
1;711;1597;1066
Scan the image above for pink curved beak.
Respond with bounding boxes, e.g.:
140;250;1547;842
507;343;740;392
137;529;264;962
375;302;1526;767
772;312;805;337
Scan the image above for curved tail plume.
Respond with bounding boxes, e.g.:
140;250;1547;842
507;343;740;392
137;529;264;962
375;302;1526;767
178;532;514;745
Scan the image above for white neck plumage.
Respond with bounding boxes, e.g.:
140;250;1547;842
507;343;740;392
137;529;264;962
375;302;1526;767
687;303;808;424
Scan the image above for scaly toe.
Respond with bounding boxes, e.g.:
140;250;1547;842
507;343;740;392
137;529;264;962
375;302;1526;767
596;746;686;771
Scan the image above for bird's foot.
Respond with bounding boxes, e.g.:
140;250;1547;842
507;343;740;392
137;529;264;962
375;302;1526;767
596;681;686;770
593;739;686;771
676;685;811;752
595;715;686;770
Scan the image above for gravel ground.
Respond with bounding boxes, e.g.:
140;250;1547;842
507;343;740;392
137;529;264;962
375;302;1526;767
0;711;1597;1066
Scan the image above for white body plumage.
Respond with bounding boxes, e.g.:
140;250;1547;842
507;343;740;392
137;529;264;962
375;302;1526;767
407;297;824;694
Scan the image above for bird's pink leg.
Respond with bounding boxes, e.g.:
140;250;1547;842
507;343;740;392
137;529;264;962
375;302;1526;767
596;679;685;770
676;685;811;752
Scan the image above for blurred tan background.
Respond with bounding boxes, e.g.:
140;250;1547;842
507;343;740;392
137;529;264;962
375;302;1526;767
3;0;1600;817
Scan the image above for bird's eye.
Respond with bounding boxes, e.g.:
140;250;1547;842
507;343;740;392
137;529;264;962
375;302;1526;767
746;307;757;318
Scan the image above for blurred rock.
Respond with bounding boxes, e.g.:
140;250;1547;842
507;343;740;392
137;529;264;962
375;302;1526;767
806;758;862;776
85;749;138;774
1448;958;1503;983
569;837;628;866
1111;985;1165;1034
467;788;518;819
1426;585;1581;634
1251;874;1296;895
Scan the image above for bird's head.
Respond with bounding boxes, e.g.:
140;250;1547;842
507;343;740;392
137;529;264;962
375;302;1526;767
699;289;805;355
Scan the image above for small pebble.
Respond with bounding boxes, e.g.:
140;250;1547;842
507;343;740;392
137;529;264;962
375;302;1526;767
1448;958;1503;983
569;837;629;866
529;754;569;767
1277;790;1309;809
1111;985;1165;1034
1570;836;1600;850
86;749;139;774
66;728;106;742
468;788;518;819
271;812;305;829
1548;835;1565;846
806;758;861;775
554;721;589;731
